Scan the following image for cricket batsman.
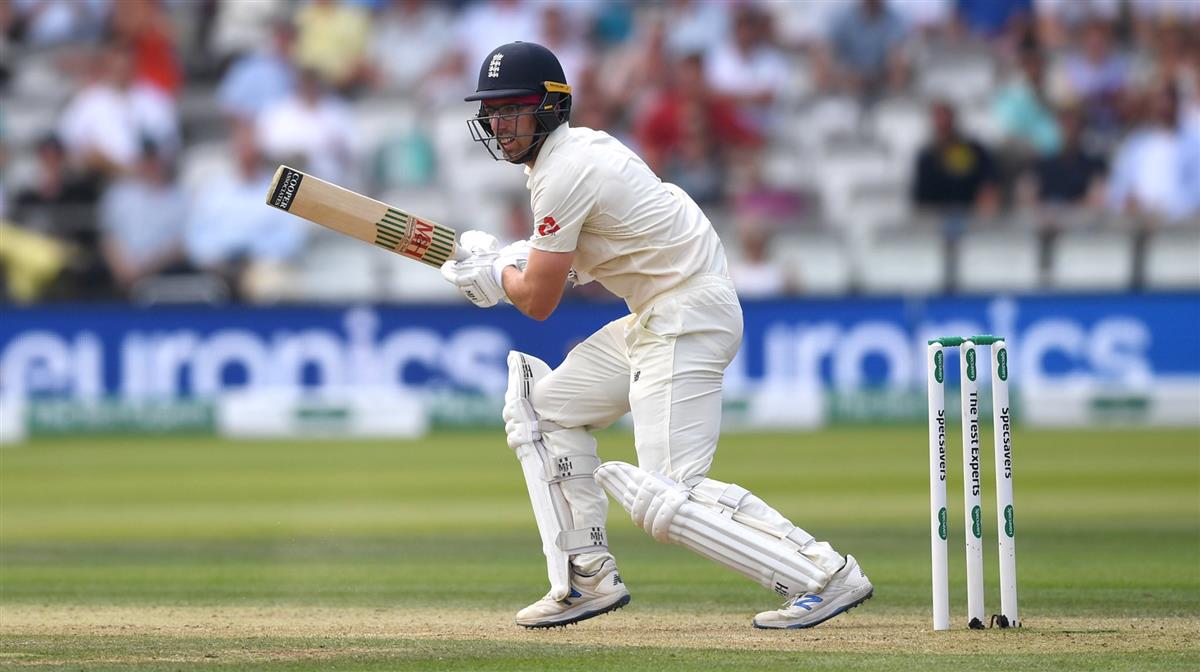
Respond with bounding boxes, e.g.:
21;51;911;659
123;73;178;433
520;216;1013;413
440;41;873;629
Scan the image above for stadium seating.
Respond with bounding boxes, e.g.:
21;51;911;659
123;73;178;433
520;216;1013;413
857;228;946;295
771;230;853;296
1048;229;1136;292
955;228;1041;293
1143;228;1200;290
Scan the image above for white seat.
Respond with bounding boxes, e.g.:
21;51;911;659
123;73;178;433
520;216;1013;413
958;101;1004;145
871;99;929;169
956;229;1041;293
816;155;895;226
384;257;462;303
857;229;946;295
1048;230;1135;291
11;51;74;104
771;231;852;295
790;97;862;152
355;99;416;153
179;141;235;194
3;101;57;148
917;52;996;105
1144;228;1200;289
845;177;911;231
289;240;379;302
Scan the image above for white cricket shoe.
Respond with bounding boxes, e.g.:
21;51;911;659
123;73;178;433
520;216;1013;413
752;554;873;629
515;559;631;628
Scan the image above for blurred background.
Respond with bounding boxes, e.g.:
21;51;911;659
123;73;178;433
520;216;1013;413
1;0;1198;440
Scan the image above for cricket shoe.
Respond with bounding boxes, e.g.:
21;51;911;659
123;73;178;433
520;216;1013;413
752;554;873;629
515;559;631;628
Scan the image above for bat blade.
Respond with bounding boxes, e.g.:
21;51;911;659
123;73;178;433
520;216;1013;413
265;165;459;268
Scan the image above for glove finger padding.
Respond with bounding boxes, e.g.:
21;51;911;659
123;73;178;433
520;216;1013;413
460;230;499;255
441;252;505;307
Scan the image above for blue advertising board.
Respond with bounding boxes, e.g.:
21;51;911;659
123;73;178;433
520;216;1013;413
1;294;1197;400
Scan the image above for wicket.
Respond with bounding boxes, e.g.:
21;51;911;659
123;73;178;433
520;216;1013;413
927;335;1019;631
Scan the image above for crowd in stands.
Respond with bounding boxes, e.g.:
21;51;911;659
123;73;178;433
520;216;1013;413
1;0;1197;304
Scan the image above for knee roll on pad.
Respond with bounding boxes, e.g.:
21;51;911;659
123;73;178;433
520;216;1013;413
506;351;608;601
595;461;835;597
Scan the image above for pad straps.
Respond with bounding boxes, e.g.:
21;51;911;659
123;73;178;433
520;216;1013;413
557;526;608;554
547;453;601;483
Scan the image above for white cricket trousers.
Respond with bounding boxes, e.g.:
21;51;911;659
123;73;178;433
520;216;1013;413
529;274;743;560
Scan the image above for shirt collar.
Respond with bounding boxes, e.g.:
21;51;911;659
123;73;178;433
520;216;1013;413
524;122;570;178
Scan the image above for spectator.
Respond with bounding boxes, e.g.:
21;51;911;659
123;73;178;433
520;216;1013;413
729;226;789;299
207;0;288;67
217;20;296;122
1016;104;1106;213
256;68;356;185
993;43;1061;157
1130;0;1200;51
185;123;306;302
537;4;590;91
913;100;1000;219
889;0;955;40
11;135;105;298
705;5;789;133
455;0;540;85
57;40;180;177
663;109;725;205
97;140;190;294
1033;0;1120;50
110;0;181;97
9;0;108;47
367;0;454;95
664;0;730;58
12;135;100;235
1108;82;1200;224
956;0;1032;39
597;12;671;127
765;0;845;52
820;0;911;100
635;53;760;178
1132;23;1200;128
1048;18;1130;139
292;0;371;91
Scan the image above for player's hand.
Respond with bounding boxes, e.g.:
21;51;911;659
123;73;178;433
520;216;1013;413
460;230;499;255
492;239;530;287
440;251;504;307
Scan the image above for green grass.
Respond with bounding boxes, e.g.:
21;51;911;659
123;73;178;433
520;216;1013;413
2;428;1198;670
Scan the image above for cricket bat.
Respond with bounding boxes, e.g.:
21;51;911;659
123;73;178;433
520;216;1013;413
265;165;462;268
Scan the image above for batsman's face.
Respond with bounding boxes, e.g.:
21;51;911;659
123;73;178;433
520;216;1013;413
486;103;539;160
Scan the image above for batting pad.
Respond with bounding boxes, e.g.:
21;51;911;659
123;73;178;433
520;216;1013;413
595;461;834;597
507;352;608;601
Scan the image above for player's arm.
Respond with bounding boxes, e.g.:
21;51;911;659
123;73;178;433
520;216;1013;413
502;247;574;321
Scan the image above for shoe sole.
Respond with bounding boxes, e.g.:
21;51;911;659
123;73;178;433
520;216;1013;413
752;588;874;630
518;593;631;629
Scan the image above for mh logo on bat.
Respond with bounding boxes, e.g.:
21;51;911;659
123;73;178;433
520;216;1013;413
402;219;435;259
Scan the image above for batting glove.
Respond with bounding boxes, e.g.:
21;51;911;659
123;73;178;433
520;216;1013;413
440;250;504;308
459;230;499;255
492;239;530;286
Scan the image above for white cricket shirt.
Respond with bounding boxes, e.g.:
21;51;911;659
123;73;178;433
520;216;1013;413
524;124;729;312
